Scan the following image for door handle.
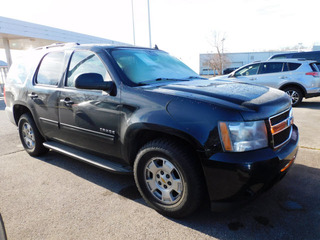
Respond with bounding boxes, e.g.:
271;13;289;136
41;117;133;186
279;76;287;79
249;77;257;80
60;98;74;106
28;93;38;99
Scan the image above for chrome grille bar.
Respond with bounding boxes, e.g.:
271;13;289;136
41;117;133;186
269;108;293;149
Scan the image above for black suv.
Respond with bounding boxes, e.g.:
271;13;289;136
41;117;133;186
5;43;299;218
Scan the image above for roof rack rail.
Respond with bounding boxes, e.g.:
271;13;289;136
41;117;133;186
267;58;310;62
36;42;80;50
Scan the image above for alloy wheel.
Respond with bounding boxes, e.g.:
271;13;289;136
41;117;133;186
286;90;300;105
144;157;184;205
21;122;35;150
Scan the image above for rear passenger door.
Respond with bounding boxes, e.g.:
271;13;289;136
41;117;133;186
58;50;121;157
28;51;66;139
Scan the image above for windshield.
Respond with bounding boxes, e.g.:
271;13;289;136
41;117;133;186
111;48;199;85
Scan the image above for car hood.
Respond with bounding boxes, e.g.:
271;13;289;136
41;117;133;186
143;79;291;121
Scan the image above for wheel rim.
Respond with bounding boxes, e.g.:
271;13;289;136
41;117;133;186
285;90;300;105
21;122;35;150
144;157;184;205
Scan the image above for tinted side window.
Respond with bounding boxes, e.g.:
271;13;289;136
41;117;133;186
292;52;314;59
282;63;289;72
7;62;29;85
310;63;319;72
234;63;260;77
270;54;292;59
6;52;43;85
271;54;287;59
36;52;65;86
259;62;283;74
288;63;301;71
66;51;111;87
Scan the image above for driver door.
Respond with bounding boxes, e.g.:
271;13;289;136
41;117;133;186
231;63;261;83
58;50;121;157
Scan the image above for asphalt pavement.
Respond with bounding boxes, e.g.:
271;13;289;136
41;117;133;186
0;96;320;240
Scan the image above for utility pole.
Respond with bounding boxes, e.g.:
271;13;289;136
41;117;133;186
131;0;136;45
147;0;152;48
221;38;225;74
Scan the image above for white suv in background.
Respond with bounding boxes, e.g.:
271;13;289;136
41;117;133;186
215;59;320;106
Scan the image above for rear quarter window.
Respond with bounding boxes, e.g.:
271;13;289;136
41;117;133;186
310;63;319;72
6;51;42;85
288;63;301;71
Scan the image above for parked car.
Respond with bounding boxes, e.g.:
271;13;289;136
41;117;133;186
214;59;320;106
269;50;320;62
5;43;298;218
223;67;239;75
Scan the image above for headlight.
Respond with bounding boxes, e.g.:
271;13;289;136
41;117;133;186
219;120;268;152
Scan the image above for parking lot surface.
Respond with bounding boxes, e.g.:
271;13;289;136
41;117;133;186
0;96;320;240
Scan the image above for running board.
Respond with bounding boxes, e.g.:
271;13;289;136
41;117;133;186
43;141;132;174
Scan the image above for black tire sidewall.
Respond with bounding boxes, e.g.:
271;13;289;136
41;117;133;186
134;140;204;218
18;113;47;156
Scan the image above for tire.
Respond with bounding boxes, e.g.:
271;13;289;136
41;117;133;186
283;87;303;107
133;139;205;218
18;113;48;156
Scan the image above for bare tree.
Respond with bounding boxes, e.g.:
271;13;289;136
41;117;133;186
203;32;230;76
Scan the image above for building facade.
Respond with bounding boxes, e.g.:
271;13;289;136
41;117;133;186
199;51;295;76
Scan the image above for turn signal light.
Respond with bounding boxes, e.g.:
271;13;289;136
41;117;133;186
281;155;296;172
219;122;232;151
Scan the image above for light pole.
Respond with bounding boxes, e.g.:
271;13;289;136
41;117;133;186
147;0;152;48
221;38;225;74
131;0;136;45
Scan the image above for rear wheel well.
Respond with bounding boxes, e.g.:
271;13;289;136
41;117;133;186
280;84;306;97
13;105;32;125
128;130;200;167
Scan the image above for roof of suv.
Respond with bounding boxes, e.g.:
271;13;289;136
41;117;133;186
35;42;154;52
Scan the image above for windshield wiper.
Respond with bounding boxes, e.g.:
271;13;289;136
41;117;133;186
138;78;190;85
187;76;208;80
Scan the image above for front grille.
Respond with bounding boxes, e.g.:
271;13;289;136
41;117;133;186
269;108;293;149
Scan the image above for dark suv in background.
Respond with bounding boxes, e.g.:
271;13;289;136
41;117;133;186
5;43;299;218
269;50;320;62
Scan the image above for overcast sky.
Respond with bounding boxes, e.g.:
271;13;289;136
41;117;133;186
1;0;320;71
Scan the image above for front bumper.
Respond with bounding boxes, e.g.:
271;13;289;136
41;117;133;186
202;124;299;211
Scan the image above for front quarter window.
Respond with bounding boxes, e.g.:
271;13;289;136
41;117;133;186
234;63;260;77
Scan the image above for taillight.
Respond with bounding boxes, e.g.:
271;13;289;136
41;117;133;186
306;72;319;77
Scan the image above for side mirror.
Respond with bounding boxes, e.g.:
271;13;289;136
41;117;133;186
229;72;237;78
75;73;115;94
